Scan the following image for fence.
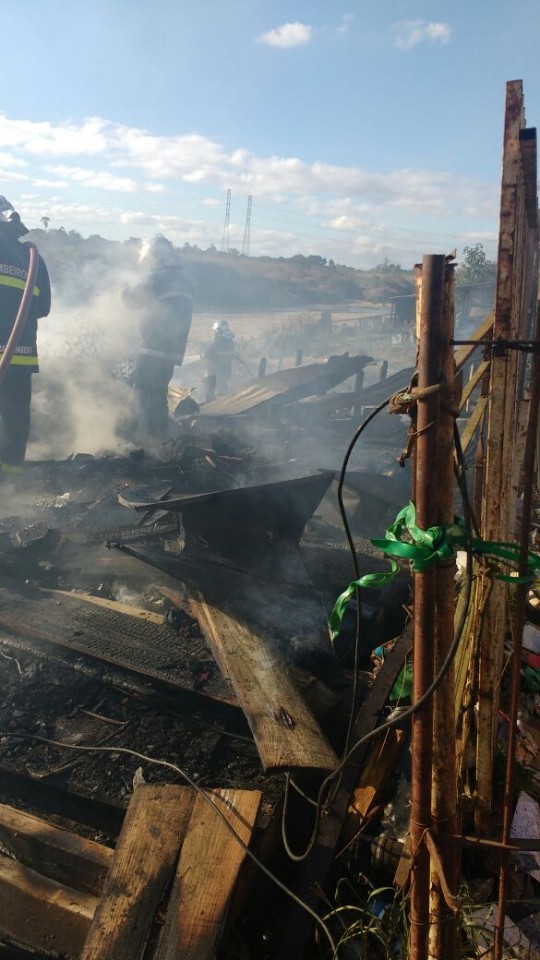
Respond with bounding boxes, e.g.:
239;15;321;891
406;79;539;960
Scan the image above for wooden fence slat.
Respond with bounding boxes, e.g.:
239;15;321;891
459;396;488;455
80;785;196;960
0;851;97;958
459;360;490;412
0;802;112;895
153;789;262;960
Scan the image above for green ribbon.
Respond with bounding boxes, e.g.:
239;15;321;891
329;501;540;641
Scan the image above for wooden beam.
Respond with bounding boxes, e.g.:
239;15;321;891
459;360;489;412
0;802;112;896
454;311;494;372
340;728;406;850
153;789;262;960
273;630;410;959
49;589;166;626
459;396;487;455
0;851;96;958
180;588;338;773
80;785;196;960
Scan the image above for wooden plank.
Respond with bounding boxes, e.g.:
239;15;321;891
154;789;262;960
459;360;489;412
339;728;406;850
459;396;487;455
181;588;338;773
476;79;530;831
273;630;410;959
0;802;112;895
49;589;166;626
80;785;196;960
0;851;97;958
454;310;494;371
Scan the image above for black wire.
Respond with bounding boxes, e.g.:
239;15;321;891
281;393;475;863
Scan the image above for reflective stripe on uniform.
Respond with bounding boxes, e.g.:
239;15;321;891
0;275;40;296
0;352;38;365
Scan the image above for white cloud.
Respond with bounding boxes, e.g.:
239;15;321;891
392;20;452;50
336;13;353;37
0;115;108;157
46;165;139;192
1;112;497;268
257;22;313;49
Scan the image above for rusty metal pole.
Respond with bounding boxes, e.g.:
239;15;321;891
494;298;540;960
410;255;445;960
428;260;459;960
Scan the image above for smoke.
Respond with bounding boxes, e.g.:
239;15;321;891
27;274;145;460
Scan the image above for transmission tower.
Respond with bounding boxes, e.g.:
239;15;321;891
242;195;252;256
221;188;231;252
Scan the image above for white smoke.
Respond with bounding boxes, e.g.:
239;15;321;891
27;277;145;459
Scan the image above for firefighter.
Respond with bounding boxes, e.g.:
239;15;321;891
123;235;193;439
0;196;51;475
205;318;235;395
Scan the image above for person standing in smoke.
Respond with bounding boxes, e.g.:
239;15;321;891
205;318;236;395
0;196;51;476
123;235;193;440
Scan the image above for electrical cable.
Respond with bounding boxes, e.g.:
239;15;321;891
0;733;339;960
281;390;475;864
0;242;39;386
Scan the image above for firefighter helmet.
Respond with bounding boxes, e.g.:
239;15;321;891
138;234;179;267
0;196;28;237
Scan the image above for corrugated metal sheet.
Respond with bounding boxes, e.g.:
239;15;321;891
195;354;372;417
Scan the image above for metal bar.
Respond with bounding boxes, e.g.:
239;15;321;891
410;255;444;960
429;259;459;960
452;338;540;352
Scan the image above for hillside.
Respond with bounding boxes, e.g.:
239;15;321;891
27;229;415;311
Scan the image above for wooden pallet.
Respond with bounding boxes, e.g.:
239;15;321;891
0;785;261;959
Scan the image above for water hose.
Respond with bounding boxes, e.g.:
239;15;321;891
0;241;39;387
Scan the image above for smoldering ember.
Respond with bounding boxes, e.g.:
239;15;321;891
1;82;540;960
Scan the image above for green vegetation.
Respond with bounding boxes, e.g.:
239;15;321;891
455;243;497;286
27;228;415;311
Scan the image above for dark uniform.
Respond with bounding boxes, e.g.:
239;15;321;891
205;324;235;395
0;234;51;471
124;240;193;439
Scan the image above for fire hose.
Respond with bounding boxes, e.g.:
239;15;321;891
0;241;39;387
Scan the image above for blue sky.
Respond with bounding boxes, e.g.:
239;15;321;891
1;0;539;268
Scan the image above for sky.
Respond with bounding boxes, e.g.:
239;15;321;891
1;0;539;269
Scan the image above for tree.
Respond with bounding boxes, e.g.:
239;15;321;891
40;216;50;232
455;243;496;286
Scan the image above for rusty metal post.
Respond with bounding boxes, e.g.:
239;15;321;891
410;255;445;960
379;359;388;381
295;348;303;367
493;298;540;960
258;356;267;378
428;260;459;960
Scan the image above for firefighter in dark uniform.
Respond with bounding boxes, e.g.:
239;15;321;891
205;318;235;395
123;235;193;439
0;196;51;475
